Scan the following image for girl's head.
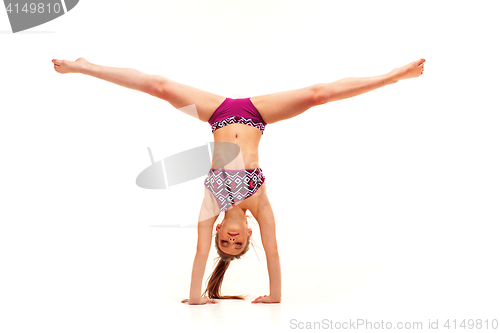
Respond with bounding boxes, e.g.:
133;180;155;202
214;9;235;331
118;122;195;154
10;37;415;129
215;211;252;256
203;208;254;300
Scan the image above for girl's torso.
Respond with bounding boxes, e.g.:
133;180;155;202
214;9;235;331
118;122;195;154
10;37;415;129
211;123;262;170
207;97;267;213
208;97;266;170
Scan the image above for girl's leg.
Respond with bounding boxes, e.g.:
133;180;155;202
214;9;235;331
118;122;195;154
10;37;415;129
251;59;425;124
52;58;226;122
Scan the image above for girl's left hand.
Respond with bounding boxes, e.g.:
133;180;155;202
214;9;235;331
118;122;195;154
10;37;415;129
251;295;280;303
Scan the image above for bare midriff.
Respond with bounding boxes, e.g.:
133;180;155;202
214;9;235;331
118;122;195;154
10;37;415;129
211;123;262;170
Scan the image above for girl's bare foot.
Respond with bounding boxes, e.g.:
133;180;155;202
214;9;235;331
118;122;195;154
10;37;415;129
388;58;426;83
52;57;91;74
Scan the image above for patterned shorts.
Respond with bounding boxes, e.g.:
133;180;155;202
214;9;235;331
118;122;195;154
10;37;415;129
204;168;265;212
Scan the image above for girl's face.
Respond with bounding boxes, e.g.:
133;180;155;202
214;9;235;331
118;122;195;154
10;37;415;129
216;217;252;255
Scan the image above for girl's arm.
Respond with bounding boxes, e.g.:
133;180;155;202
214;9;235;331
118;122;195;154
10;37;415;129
182;187;220;305
252;192;281;303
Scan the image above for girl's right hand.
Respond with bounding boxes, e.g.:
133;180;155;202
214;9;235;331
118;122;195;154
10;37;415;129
181;297;218;305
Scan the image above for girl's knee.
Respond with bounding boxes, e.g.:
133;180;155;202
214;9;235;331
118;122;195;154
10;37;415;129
146;75;170;98
310;83;330;106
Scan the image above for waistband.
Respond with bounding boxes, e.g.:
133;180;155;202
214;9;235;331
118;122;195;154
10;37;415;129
208;168;263;171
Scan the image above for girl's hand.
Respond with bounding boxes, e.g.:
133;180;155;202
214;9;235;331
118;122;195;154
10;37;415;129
251;295;281;304
181;297;218;305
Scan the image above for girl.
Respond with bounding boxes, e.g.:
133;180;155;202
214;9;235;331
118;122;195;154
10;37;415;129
52;57;425;305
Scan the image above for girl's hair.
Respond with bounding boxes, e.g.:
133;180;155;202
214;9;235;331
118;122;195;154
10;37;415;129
201;213;255;300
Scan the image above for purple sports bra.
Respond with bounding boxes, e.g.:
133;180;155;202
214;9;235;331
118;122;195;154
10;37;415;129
204;168;265;212
208;98;267;135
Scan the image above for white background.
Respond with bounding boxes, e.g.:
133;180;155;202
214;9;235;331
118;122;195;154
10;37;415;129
1;0;499;332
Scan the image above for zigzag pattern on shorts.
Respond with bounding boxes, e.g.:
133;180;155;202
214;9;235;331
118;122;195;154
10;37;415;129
211;116;266;135
204;168;265;212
